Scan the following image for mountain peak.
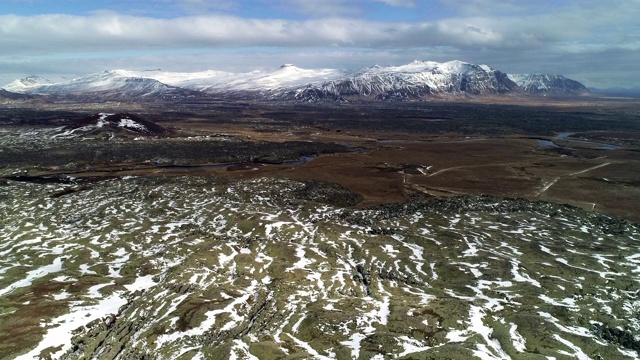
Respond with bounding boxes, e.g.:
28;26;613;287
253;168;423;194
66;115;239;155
440;60;473;70
479;64;493;72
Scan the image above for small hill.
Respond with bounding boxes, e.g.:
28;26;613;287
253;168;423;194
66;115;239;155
56;113;168;138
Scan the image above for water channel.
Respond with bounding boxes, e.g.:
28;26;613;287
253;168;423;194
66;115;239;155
538;132;621;150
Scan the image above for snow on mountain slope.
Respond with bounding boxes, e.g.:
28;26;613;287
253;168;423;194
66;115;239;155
229;64;348;91
41;71;169;95
4;76;59;93
111;69;241;92
3;71;200;100
104;65;347;94
508;74;590;95
288;60;519;101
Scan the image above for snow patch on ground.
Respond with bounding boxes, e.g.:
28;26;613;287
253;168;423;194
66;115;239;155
15;292;127;360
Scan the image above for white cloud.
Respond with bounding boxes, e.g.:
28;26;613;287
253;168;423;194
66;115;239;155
263;0;362;17
177;0;238;12
0;12;575;54
373;0;415;7
440;0;530;14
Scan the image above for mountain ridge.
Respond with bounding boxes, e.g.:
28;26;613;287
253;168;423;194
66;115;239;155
507;74;590;95
2;60;591;101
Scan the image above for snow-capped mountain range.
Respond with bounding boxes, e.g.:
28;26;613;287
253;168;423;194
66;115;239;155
2;60;590;101
4;73;199;100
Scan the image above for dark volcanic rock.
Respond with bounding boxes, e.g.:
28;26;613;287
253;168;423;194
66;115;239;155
63;113;168;136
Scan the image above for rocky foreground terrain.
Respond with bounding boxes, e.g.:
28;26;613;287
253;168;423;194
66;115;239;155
0;101;639;359
1;174;639;359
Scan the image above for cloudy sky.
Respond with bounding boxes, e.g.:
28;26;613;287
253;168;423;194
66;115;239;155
1;0;638;88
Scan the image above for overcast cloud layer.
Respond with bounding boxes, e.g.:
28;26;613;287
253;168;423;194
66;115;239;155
1;0;639;88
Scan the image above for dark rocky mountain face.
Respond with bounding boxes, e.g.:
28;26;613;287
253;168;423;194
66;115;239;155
0;89;32;100
285;66;521;102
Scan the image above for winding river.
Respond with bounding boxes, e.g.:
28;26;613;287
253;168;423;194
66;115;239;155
539;132;622;150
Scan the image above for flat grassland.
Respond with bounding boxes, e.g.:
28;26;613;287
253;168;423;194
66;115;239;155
2;97;639;221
